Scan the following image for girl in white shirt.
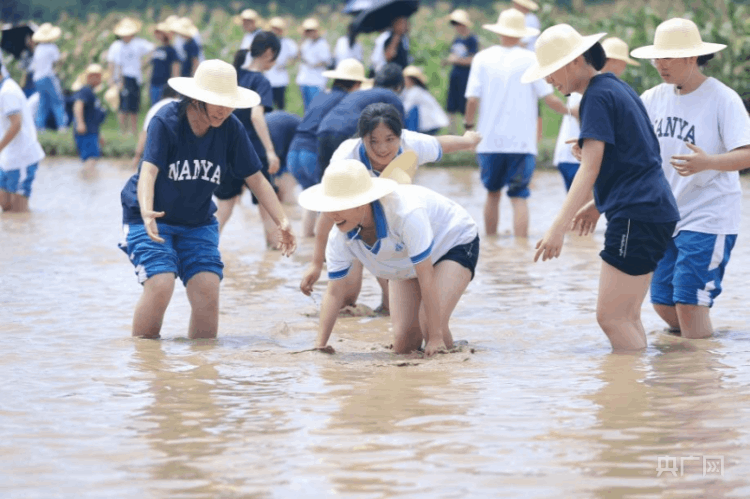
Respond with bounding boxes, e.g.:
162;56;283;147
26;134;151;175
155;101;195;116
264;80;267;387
298;159;479;356
266;18;299;110
401;65;449;135
334;24;363;66
632;18;750;340
296;18;332;110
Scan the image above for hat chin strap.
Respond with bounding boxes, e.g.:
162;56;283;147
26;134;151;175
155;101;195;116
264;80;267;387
675;62;695;96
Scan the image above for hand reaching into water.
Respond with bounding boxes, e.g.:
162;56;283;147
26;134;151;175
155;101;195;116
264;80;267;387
277;219;296;257
300;263;322;296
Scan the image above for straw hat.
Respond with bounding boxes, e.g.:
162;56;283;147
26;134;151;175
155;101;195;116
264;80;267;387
521;24;606;83
512;0;540;11
448;9;473;28
601;37;640;66
268;17;286;31
302;18;320;31
114;18;141;37
360;79;374;90
168;59;261;109
322;58;371;82
172;17;198;38
402;65;427;85
298;159;398;212
153;21;172;35
32;23;62;43
71;64;104;92
380;151;417;184
240;9;260;21
104;85;120;110
630;18;726;60
483;9;540;39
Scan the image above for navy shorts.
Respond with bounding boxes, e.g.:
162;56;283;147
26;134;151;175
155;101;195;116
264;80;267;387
600;218;676;276
557;162;580;192
75;133;101;161
119;77;141;113
477;153;535;197
434;235;480;280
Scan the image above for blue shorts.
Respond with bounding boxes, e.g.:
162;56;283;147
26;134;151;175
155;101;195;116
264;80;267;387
119;220;223;286
120;77;141;113
0;163;38;198
434;235;480;280
651;231;737;308
600;218;676;276
477;153;535;197
75;133;101;161
557;162;580;191
287;148;319;189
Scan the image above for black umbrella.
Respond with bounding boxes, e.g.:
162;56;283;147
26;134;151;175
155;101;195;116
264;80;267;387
1;24;35;59
342;0;373;15
351;0;419;34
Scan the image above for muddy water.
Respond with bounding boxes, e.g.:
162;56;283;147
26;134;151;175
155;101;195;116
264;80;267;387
2;158;750;498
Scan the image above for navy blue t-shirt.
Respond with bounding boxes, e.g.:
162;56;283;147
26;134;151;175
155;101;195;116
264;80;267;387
120;101;263;226
181;38;200;77
290;87;348;153
578;73;679;223
384;33;410;69
151;45;179;86
450;35;478;78
318;88;405;139
233;69;274;165
266;111;302;169
73;85;107;136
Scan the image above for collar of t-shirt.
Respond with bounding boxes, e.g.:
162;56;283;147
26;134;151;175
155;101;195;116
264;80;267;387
346;200;388;253
358;143;403;176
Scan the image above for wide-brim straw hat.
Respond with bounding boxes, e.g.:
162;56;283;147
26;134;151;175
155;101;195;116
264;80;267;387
298;159;398;212
448;9;473;28
71;64;104;92
512;0;540;11
601;37;640;66
322;58;371;82
521;24;606;83
302;18;320;31
104;85;120;110
240;9;260;21
168;59;261;109
153;21;172;35
268;17;286;31
172;17;198;38
630;18;726;60
32;23;62;43
380;151;418;184
402;65;427;85
114;18;141;37
483;9;540;39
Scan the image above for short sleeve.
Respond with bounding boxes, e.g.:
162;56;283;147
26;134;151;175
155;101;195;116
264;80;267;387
467;36;479;55
140;39;155;56
465;55;482;98
142;117;171;171
2;91;23;116
257;77;274;112
718;86;750;152
579;89;616;147
228;118;263;179
400;209;435;264
403;130;441;164
325;230;355;280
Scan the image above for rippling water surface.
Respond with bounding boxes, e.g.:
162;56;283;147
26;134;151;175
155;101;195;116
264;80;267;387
2;159;750;498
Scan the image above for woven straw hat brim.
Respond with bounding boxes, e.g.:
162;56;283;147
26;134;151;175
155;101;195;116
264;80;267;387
521;32;606;83
483;24;539;39
298;178;398;212
32;26;62;43
321;69;370;82
630;42;726;60
380;151;418;182
168;77;261;109
512;0;540;11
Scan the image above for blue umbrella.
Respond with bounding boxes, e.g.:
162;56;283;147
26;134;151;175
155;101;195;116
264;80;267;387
351;0;419;34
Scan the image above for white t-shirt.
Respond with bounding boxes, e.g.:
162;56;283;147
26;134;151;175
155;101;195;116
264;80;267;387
240;30;260;50
30;43;60;81
143;98;180;132
401;86;450;132
173;35;186;61
331;129;442;172
553;92;582;166
465;45;552;154
334;36;364;66
641;77;750;235
265;38;299;88
117;38;155;83
296;38;332;88
326;184;479;280
522;13;541;52
0;78;45;171
107;40;123;64
370;31;390;72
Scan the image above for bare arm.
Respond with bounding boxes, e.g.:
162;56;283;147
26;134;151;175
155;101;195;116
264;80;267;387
300;214;335;295
437;131;482;154
244;171;296;256
250;106;280;174
137;161;165;243
132;131;147;169
464;97;479;127
73;100;86;135
384;33;401;62
171;61;181;78
414;258;445;356
543;94;568;115
0;114;22;153
316;277;349;348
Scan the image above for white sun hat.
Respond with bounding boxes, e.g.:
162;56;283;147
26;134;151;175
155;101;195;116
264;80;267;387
483;8;540;39
380;150;418;184
322;58;371;82
630;18;726;60
298;159;398;212
114;18;141;37
302;18;320;31
172;17;199;38
240;9;260;21
512;0;540;11
601;37;640;66
268;17;286;31
402;65;427;85
168;59;261;109
448;9;473;28
32;23;62;43
521;24;606;83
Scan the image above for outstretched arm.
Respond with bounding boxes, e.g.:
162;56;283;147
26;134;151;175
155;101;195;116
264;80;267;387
437;131;482;154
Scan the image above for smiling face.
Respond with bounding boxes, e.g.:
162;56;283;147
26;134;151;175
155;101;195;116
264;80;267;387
363;123;400;172
325;206;365;233
651;57;696;85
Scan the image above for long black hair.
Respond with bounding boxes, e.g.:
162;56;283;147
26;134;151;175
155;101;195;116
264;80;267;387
357;103;403;138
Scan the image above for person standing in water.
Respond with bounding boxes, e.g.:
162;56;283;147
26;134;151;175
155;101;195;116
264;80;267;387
444;9;478;133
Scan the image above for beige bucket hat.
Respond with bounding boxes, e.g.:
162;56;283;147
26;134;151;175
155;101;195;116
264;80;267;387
380;151;418;184
402;65;427;85
114;18;141;37
168;59;261;109
322;58;372;83
448;9;473;28
630;18;725;60
71;64;104;92
240;9;260;21
104;85;120;110
521;24;606;83
268;17;286;31
171;17;199;38
483;9;540;39
512;0;540;11
153;21;173;35
302;18;320;31
601;37;640;66
298;159;398;212
32;23;62;43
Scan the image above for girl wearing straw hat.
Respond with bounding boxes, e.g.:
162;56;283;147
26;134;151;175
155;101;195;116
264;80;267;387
401;65;449;135
334;23;363;68
298;159;479;356
171;18;200;77
631;18;750;340
72;64;107;176
113;18;155;135
297;18;332;111
301;103;481;315
525;24;680;352
119;60;296;339
601;37;640;77
511;0;541;52
150;22;180;106
29;22;67;131
444;9;478;133
266;17;299;111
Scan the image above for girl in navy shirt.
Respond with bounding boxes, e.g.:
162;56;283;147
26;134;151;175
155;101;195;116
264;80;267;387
522;25;679;352
149;22;180;106
119;60;296;340
445;10;478;128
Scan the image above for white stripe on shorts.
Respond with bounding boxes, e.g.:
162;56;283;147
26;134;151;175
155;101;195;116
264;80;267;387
708;234;725;271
